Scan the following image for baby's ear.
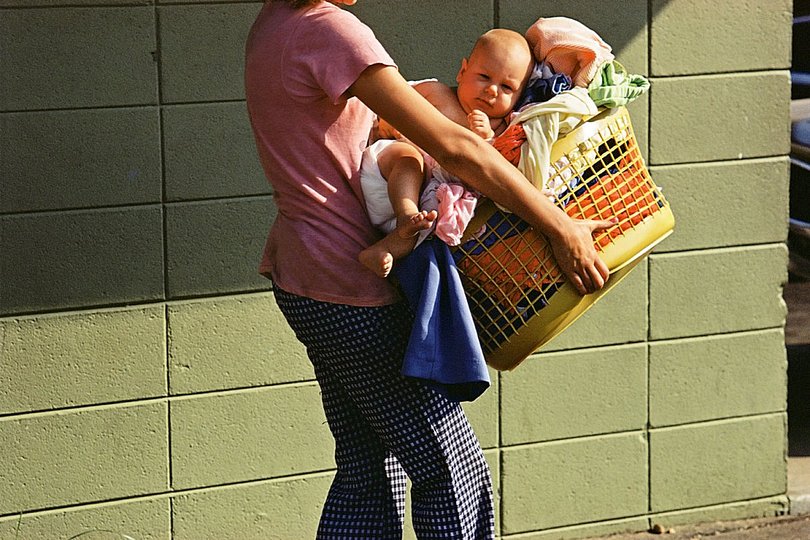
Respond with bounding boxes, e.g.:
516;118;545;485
456;58;468;83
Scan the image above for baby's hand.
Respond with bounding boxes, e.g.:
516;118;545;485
468;109;494;140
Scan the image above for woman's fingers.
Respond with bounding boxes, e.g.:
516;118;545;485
573;258;608;295
575;219;613;292
591;217;619;232
569;273;587;295
548;216;617;294
587;261;606;291
594;254;610;283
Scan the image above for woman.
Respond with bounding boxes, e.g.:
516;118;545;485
244;1;613;538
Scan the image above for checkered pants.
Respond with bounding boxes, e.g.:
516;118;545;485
273;287;495;539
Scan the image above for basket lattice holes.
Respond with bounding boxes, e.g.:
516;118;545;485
452;106;675;370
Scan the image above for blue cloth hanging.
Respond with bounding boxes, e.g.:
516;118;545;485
393;238;490;402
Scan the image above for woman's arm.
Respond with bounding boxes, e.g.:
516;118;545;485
349;64;614;294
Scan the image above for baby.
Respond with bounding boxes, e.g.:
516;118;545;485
358;28;535;277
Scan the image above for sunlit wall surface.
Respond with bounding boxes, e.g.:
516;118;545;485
0;1;791;538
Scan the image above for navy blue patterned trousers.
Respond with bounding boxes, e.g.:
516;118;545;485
273;287;494;539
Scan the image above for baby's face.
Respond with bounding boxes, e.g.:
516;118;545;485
456;44;532;120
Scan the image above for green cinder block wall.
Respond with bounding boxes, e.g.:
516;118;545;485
0;0;792;538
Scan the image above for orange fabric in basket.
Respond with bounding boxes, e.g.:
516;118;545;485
492;123;526;166
457;229;560;308
568;155;660;248
457;154;663;307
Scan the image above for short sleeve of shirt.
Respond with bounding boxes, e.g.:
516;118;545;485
284;4;395;104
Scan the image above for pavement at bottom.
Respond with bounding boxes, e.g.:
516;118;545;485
588;514;810;540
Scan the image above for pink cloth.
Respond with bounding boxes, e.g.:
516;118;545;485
435;183;478;246
245;2;399;306
525;17;614;88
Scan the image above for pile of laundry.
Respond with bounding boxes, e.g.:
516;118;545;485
427;17;650;249
494;16;649;197
452;16;653;296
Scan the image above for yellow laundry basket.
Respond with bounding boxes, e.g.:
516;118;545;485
451;106;674;371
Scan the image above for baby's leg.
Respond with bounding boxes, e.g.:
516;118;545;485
359;142;436;278
379;142;426;224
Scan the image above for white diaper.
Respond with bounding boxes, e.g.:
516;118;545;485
359;139;400;233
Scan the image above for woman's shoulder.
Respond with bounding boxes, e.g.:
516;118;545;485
300;2;369;35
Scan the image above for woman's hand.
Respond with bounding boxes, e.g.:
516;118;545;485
547;217;616;295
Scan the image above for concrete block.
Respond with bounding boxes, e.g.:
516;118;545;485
167;292;313;394
541;260;647;352
650;0;792;76
649;72;791;165
501;344;647;445
0;306;166;414
650;329;787;427
165;197;274;298
499;0;648;77
651;495;789;529
172;474;331;540
170;384;332;489
649;245;788;340
0;108;161;213
500;432;647;533
650;414;787;512
158;4;260;103
0;498;171;540
1;7;156;110
626;92;649;161
461;368;499;449
0;402;169;514
652;157;790;252
0;207;165;316
348;1;492;84
163;102;269;202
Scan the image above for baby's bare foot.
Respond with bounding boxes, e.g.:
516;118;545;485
396;210;437;239
359;245;394;278
359;210;437;278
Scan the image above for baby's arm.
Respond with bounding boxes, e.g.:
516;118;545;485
467;110;495;140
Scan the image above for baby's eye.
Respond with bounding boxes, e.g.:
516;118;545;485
479;74;490;81
501;85;514;93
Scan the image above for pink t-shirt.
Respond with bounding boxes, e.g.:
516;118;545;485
245;1;398;306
